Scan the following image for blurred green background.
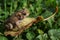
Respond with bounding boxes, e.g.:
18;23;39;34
0;0;60;40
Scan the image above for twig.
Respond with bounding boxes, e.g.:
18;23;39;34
43;6;58;21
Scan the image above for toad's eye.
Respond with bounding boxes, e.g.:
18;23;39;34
16;14;24;20
17;15;23;20
22;12;26;15
17;14;21;17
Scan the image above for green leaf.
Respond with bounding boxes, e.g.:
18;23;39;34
47;17;54;28
43;34;48;40
13;1;18;11
48;29;60;40
26;32;35;40
36;35;43;40
0;36;8;40
57;18;60;26
37;29;44;35
35;33;48;40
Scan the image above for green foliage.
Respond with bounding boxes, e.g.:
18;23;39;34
37;29;44;35
26;32;35;40
48;29;60;40
0;35;8;40
35;33;48;40
0;0;60;40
